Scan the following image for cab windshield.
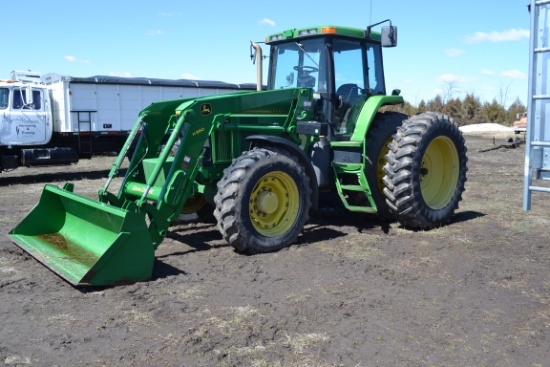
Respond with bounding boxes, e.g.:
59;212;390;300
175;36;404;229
269;39;327;92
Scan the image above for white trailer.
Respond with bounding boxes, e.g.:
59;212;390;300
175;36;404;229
0;71;255;172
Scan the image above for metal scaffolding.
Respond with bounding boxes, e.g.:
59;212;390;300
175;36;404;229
523;0;550;210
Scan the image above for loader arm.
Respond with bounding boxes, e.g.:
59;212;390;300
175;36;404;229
9;87;312;286
102;87;313;249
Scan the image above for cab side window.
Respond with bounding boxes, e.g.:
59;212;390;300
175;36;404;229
366;44;385;95
12;88;42;110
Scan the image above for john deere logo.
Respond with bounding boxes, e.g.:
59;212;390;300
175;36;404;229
200;103;212;116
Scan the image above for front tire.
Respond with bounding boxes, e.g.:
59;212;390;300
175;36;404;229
214;147;312;254
382;112;468;229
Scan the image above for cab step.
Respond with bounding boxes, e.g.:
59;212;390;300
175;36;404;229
332;156;377;213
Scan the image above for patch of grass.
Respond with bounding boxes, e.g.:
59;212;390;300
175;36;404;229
318;233;385;260
285;291;312;304
176;284;209;301
124;309;156;328
46;313;82;327
281;332;330;354
207;305;260;334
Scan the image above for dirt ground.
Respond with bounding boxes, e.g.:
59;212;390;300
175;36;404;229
0;131;548;367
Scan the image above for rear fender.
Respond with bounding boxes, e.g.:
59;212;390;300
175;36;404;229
350;95;404;141
246;135;319;209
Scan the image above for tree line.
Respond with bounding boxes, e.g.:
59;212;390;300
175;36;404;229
385;93;526;127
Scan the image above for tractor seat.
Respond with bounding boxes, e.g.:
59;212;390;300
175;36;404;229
336;83;360;104
298;75;316;88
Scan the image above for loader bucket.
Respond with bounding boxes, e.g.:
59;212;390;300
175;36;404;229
9;184;154;286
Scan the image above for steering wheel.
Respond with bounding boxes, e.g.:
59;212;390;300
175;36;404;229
293;65;319;73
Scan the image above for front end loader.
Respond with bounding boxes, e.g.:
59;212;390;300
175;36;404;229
9;22;468;286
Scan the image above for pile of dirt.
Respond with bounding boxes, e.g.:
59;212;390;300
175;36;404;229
459;123;514;133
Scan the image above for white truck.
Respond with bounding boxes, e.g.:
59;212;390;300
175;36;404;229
0;70;255;172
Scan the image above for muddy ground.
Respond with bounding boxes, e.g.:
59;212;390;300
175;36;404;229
0;131;548;367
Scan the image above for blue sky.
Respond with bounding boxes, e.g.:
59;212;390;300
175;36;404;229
1;0;530;107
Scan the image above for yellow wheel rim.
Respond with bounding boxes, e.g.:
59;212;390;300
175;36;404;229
182;194;206;214
249;171;300;237
420;136;460;210
376;136;393;193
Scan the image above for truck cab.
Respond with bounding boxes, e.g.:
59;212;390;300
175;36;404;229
0;81;52;146
0;72;55;171
513;111;527;134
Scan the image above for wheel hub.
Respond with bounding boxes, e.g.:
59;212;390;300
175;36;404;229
249;171;299;236
256;191;279;214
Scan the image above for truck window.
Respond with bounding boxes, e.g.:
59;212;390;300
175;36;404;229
12;88;42;110
0;88;8;109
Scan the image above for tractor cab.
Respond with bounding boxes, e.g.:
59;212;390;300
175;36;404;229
265;24;397;138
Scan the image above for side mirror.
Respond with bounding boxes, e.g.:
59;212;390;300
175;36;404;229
25;85;34;105
381;26;398;47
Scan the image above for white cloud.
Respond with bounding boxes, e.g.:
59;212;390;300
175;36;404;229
181;73;201;80
436;73;476;83
445;48;465;57
65;55;90;63
109;72;132;77
479;69;527;80
148;29;165;36
259;18;276;27
501;69;528;80
465;28;529;43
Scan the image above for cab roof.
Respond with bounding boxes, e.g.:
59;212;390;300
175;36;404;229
266;25;381;44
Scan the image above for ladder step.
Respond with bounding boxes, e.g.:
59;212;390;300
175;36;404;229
340;184;367;192
529;185;550;193
343;205;377;213
532;94;550;100
333;163;362;172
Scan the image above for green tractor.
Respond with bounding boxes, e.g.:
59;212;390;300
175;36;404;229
9;21;468;286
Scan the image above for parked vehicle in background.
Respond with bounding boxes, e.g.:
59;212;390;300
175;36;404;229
0;70;255;172
514;112;527;134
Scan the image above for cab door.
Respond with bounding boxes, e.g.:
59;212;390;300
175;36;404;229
11;87;49;145
332;39;386;138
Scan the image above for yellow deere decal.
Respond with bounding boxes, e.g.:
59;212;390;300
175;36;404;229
201;103;212;116
131;186;154;195
192;127;205;136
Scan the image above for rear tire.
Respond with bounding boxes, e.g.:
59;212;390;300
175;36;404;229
214;147;312;254
382;112;468;229
364;112;407;220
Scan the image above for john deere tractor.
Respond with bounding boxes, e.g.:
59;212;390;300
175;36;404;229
9;21;468;286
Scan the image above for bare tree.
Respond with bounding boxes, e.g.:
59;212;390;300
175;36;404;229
497;79;512;107
442;81;459;104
